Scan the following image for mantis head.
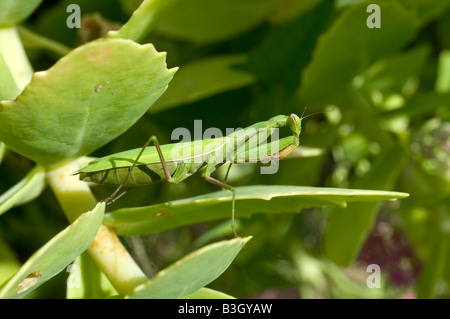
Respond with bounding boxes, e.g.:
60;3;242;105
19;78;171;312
289;108;331;137
288;114;302;138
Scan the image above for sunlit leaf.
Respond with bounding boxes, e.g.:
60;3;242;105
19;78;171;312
0;54;21;100
0;0;43;25
0;165;46;216
183;287;235;299
105;185;409;236
0;203;105;299
129;237;250;298
0;38;176;166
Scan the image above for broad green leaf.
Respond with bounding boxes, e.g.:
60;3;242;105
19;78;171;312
104;185;409;236
150;55;256;113
0;38;177;166
183;288;235;299
128;237;250;298
0;202;105;299
0;0;43;25
108;0;180;42
0;165;46;216
155;0;276;44
299;1;417;106
323;147;407;266
66;252;117;299
0;53;21;100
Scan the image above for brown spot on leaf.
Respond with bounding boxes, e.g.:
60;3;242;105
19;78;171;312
17;271;42;294
86;45;113;63
95;84;104;92
154;210;171;217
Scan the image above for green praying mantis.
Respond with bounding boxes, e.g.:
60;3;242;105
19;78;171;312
78;111;321;237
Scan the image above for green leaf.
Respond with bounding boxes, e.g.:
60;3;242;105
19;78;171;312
299;1;417;106
0;53;21;100
183;287;235;299
365;45;430;95
436;50;450;93
0;141;5;165
402;0;450;27
128;237;250;298
66;252;117;299
150;55;256;113
0;202;105;299
0;165;46;216
104;185;409;236
108;0;180;42
0;26;34;91
154;0;276;44
0;38;177;166
0;0;43;25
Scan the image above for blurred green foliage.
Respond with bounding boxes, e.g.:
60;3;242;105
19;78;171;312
1;0;450;298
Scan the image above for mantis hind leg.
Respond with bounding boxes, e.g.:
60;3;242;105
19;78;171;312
224;163;233;184
203;175;238;238
102;136;172;205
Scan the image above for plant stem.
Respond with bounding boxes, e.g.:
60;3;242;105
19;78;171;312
108;0;180;42
0;26;33;92
46;161;148;296
18;26;72;56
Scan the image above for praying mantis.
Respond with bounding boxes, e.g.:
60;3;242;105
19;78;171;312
78;112;319;237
